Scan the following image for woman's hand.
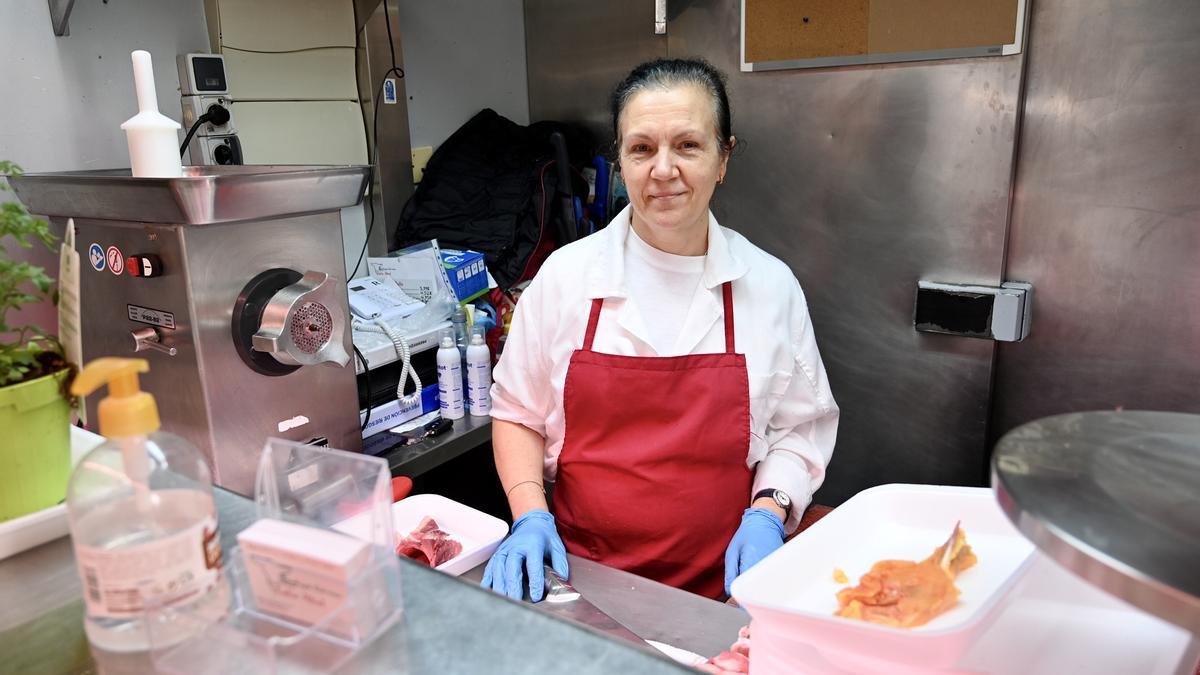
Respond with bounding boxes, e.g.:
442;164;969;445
481;509;569;602
723;508;785;596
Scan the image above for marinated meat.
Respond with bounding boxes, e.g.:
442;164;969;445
835;522;977;629
395;516;462;567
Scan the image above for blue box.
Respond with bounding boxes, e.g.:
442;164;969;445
440;249;489;302
359;384;439;440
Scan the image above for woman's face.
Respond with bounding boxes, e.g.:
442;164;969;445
618;84;729;252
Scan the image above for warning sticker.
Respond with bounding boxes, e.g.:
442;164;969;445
106;246;125;275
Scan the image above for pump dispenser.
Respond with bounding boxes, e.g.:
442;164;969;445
120;50;183;177
67;358;226;652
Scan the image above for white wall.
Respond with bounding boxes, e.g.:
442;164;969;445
0;0;210;173
398;0;529;150
1;0;210;337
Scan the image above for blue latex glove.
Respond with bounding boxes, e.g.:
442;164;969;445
481;510;569;602
724;508;786;596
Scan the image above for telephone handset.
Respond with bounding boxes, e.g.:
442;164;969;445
348;276;423;321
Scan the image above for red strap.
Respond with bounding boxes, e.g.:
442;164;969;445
722;282;735;353
583;298;604;351
584;284;736;352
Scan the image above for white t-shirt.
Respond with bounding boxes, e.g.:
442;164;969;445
623;225;706;355
490;205;839;533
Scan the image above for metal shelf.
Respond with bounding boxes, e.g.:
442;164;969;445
363;415;492;478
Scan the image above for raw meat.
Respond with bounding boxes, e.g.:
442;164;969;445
395;516;462;567
697;625;751;674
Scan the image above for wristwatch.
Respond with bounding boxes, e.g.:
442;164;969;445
753;488;792;518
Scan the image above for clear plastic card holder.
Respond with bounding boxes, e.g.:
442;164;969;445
147;439;404;674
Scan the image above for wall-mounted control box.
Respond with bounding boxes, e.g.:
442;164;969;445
177;53;240;166
914;281;1033;342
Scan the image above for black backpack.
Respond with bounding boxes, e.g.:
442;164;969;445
393;109;592;290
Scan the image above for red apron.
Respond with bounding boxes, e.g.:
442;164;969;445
553;282;752;599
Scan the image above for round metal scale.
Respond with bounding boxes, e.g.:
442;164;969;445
992;411;1200;633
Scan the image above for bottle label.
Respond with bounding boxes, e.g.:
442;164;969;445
75;515;223;619
467;361;492;414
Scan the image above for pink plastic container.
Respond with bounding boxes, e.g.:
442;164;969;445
730;484;1036;673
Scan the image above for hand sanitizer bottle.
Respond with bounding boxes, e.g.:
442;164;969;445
466;330;492;417
66;358;226;652
436;332;465;420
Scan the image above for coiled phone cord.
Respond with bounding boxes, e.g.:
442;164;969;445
353;318;422;407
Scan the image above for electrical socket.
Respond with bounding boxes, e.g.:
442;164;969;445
181;95;236;137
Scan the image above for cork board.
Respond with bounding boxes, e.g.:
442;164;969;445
743;0;1023;70
744;0;869;63
869;0;1017;54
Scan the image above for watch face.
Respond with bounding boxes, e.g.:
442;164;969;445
776;490;792;508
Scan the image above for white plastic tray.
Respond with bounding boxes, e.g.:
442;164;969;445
731;484;1037;672
337;493;508;577
0;426;105;560
389;494;508;576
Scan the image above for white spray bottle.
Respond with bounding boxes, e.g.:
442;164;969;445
466;329;492;417
120;50;183;177
436;331;465;420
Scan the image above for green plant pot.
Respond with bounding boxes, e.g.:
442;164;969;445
0;368;72;521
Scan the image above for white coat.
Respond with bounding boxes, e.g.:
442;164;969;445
490;205;839;533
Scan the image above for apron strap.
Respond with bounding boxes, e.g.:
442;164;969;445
583;283;737;353
722;282;735;354
583;297;604;351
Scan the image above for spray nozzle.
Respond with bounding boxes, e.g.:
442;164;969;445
71;358;160;437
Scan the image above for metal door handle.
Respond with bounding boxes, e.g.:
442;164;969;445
131;326;178;356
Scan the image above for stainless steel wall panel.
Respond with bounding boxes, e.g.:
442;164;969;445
670;2;1024;503
992;0;1200;435
523;0;667;143
522;0;1025;503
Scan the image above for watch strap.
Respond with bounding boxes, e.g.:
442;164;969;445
753;488;792;517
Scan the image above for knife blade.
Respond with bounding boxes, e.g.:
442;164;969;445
530;565;645;645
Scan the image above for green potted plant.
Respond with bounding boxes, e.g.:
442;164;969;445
0;161;75;521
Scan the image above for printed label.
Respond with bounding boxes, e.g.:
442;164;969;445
383;78;398;104
286;463;320;492
106;246;125;275
75;516;221;619
88;243;106;272
127;304;176;329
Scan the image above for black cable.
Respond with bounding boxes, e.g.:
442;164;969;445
180;115;210;157
355;344;372;432
383;0;399;72
179;105;231;158
223;44;355;55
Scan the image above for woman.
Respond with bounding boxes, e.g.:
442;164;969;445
482;58;838;602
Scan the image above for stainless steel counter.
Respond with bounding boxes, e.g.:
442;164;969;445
0;488;745;673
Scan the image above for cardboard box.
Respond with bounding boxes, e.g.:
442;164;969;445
440;249;489;302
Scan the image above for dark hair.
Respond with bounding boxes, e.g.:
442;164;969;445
610;58;734;155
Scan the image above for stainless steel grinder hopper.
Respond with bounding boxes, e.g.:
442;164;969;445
11;166;368;495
